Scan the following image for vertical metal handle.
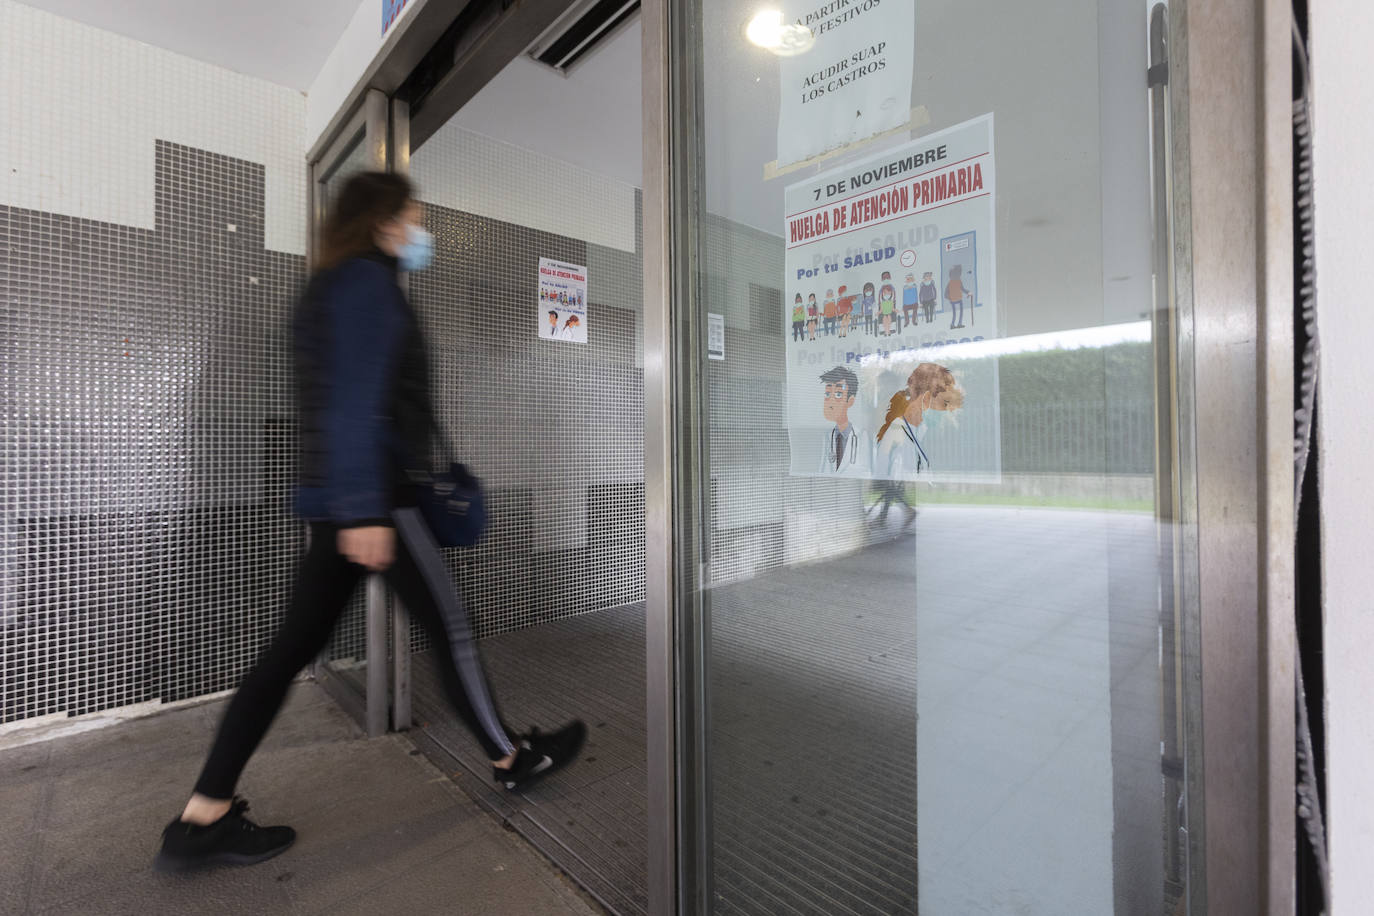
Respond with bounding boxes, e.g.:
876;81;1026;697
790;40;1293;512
365;574;389;738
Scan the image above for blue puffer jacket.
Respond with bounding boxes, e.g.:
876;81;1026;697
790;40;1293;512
291;251;430;527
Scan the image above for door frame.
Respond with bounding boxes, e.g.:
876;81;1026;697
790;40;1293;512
639;0;1296;914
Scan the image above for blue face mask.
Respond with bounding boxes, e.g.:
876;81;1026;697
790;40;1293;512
922;408;952;439
398;224;434;272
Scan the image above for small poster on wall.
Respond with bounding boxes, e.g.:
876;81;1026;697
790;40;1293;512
538;257;589;344
783;113;1001;482
707;313;726;361
774;0;916;169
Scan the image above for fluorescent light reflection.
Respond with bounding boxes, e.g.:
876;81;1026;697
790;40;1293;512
856;320;1152;368
745;9;816;56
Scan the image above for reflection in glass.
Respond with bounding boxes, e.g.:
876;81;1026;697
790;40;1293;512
690;0;1184;913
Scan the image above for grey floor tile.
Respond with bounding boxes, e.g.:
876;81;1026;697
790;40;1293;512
0;682;598;916
328;827;598;916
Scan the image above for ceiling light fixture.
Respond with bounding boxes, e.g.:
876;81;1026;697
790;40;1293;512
745;9;815;56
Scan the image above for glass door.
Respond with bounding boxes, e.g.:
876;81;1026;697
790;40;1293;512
657;0;1213;912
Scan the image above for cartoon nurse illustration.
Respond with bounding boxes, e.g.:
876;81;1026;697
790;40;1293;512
875;362;964;478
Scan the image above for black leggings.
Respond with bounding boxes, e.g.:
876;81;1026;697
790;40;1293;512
193;508;515;799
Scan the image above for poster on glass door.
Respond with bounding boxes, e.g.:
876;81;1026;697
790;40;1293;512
784;113;1001;483
538;257;588;344
773;0;916;169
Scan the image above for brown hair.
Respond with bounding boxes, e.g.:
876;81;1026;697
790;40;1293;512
318;171;414;271
876;362;962;441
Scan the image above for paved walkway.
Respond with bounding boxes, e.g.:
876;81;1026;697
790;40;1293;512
0;683;601;915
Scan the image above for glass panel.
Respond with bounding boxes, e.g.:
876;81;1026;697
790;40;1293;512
321;132;372;209
685;1;1191;913
388;42;650;912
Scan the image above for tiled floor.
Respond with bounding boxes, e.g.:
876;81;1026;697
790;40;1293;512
0;683;600;916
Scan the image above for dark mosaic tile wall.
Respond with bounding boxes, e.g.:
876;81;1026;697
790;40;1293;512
1;142;305;724
1;141;649;723
406;194;647;641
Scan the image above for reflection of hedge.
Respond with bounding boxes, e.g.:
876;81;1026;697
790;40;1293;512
996;342;1155;474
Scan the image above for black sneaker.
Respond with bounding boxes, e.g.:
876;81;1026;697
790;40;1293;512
154;798;296;872
494;721;587;792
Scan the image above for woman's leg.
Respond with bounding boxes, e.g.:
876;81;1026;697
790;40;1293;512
387;509;517;762
190;523;364;805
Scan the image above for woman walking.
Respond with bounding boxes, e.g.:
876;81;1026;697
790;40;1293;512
156;172;584;871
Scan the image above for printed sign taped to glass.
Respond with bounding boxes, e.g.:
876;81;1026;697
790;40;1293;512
776;0;916;168
785;113;1002;483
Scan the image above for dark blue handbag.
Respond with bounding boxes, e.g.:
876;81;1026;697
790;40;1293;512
417;461;488;547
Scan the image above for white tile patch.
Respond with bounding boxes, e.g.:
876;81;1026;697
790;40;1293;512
0;0;306;255
411;124;636;255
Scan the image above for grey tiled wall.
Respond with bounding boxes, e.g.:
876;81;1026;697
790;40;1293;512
408;196;646;639
2;142;304;724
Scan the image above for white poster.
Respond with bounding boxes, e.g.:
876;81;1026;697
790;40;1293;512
707;313;726;361
785;114;1000;482
776;0;916;169
537;257;588;344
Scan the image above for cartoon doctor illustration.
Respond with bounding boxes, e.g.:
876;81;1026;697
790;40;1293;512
875;362;964;478
818;365;870;475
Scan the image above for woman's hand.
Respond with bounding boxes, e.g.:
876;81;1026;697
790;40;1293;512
338;526;395;572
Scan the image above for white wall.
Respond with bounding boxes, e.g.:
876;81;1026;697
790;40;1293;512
411;123;637;254
13;0;362;91
449;22;643;190
1312;3;1374;914
307;0;416;149
0;0;307;255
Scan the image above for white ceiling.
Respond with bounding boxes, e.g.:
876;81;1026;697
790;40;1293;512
16;0;363;90
447;16;644;192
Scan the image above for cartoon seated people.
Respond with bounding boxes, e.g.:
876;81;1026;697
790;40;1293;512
875;362;965;478
902;273;920;330
817;365;870;476
806;292;819;340
878;280;898;336
860;281;877;335
945;264;967;330
791;293;806;342
879;270;897;312
832;288;851;338
837;284;858;335
821;290;838;337
919;270;938;323
558;313;581;340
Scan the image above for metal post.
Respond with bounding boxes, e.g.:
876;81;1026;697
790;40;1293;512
365;574;389;738
1171;0;1295;910
390;94;413;732
392;597;412;731
362;87;391;740
642;0;679;909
